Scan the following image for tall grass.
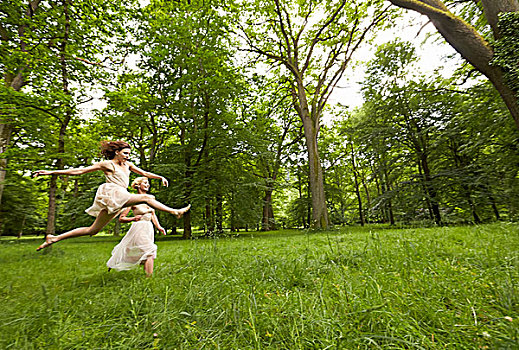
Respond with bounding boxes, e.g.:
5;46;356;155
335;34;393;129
1;223;518;349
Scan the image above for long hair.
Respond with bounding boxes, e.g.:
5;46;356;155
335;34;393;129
100;140;130;160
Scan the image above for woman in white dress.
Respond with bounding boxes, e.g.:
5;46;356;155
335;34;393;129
107;177;165;277
32;140;190;251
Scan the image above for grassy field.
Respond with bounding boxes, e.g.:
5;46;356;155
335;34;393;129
1;223;518;349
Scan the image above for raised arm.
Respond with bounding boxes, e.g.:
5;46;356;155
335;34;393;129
128;162;169;187
32;161;108;178
151;210;166;235
118;207;143;223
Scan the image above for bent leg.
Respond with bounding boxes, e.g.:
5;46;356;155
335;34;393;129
37;210;116;251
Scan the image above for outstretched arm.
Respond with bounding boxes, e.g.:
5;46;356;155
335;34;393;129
128;162;169;187
119;207;143;223
151;211;166;235
32;161;108;177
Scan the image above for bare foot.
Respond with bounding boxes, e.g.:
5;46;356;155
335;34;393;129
36;235;57;251
173;204;191;219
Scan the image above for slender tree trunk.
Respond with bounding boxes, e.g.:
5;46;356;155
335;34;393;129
353;175;364;226
350;145;365;226
0;123;12;210
181;127;193;239
70;178;79;225
0;123;12;234
361;177;371;223
382;167;395;225
420;153;442;225
306;178;312;228
215;193;223;233
417;161;434;221
149;114;159;165
371;164;384;222
17;214;26;239
183;211;192;239
136;146;148;170
482;181;501;221
182;172;193;239
46;0;72;236
46;175;59;235
295;170;304;228
230;191;237;232
205;198;214;236
489;194;501;221
113;219;121;236
459;182;481;224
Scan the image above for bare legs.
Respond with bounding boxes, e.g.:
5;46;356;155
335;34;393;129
143;257;154;277
124;194;191;218
36;209;117;251
36;193;190;251
110;257;153;277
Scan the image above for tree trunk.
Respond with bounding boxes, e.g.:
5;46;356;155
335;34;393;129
350;145;365;226
295;170;305;228
70;178;79;225
45;175;59;235
113;219;121;236
480;0;519;38
489;193;501;221
459;182;481;224
371;163;384;222
182;134;193;239
420;153;442;225
230;191;237;232
183;211;192;239
182;174;193;239
388;0;519;129
417;160;435;221
382;167;395;225
361;177;371;223
306;179;312;228
205;198;214;236
215;193;223;233
46;0;72;236
0;1;42;206
261;188;276;231
0;123;12;219
17;214;26;239
469;193;481;224
301;113;329;228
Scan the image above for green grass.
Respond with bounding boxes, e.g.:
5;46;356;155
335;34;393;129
1;223;518;349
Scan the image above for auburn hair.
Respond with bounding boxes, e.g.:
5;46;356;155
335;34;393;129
100;140;130;160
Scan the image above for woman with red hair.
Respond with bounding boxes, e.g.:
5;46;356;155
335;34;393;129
32;140;190;251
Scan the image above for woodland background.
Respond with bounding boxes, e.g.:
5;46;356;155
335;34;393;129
1;0;519;238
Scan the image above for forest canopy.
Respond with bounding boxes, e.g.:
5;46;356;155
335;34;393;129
1;0;518;237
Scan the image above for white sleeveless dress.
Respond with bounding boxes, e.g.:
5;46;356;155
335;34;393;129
106;204;158;271
85;161;132;217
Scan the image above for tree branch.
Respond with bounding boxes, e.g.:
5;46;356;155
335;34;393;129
302;0;347;75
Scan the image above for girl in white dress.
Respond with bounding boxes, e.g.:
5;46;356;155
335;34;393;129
32;140;190;251
107;177;165;277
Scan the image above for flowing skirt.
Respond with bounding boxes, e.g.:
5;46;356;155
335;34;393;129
106;220;157;271
85;183;132;217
